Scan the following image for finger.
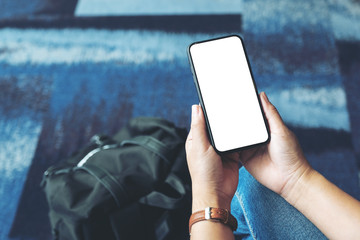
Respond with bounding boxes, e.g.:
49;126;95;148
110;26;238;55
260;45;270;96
190;104;211;151
260;92;287;135
185;127;193;151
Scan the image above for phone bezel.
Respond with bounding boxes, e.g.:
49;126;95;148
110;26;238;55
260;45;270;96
187;34;270;154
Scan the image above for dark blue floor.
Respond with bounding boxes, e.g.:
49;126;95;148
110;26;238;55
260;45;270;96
1;1;360;239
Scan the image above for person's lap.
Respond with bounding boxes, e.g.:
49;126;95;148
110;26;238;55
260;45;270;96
231;167;327;240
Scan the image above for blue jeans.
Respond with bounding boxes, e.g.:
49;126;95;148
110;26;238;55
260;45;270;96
231;167;327;240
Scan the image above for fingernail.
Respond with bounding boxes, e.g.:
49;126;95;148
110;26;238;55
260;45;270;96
192;105;199;121
262;92;270;103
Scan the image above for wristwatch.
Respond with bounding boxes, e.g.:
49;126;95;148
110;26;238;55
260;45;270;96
189;207;238;233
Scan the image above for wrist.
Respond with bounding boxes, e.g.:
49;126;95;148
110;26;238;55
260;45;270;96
189;207;238;234
192;193;232;213
281;166;317;207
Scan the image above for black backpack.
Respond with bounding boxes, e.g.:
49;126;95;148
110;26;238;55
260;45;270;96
41;117;191;240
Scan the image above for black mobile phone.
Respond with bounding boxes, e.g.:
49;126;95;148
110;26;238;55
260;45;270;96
187;35;270;153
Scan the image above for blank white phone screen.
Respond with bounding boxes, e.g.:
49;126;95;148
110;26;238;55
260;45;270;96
189;36;269;152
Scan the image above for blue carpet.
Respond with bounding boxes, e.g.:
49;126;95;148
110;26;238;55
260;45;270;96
1;0;360;239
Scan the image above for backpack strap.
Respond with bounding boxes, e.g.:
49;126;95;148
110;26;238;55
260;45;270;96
121;136;187;209
139;173;187;209
74;164;128;207
120;136;172;164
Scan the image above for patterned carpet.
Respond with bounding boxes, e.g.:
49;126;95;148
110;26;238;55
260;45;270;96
0;0;359;239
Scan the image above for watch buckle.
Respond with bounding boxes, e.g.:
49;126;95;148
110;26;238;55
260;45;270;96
205;207;212;220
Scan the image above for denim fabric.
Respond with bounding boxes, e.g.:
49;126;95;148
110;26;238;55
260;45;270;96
231;167;327;240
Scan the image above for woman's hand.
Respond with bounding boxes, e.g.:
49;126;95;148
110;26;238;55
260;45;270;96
186;104;238;239
185;104;240;212
185;91;312;210
240;92;312;201
185;92;360;239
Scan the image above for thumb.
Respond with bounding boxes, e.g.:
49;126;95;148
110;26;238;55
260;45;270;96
188;104;211;151
260;92;287;135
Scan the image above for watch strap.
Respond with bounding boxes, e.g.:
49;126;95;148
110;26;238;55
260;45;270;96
189;207;238;233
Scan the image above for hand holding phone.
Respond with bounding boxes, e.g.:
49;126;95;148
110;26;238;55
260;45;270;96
188;35;269;153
